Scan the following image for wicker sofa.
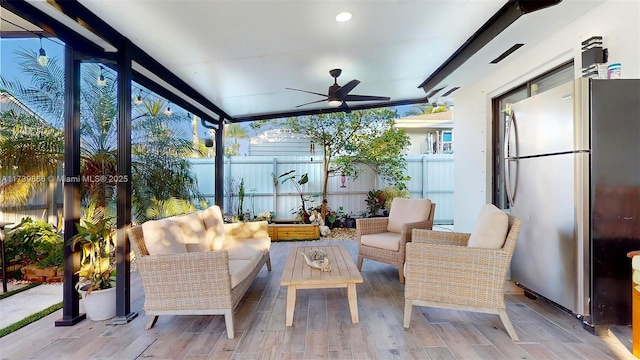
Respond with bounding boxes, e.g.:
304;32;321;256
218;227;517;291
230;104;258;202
126;205;271;339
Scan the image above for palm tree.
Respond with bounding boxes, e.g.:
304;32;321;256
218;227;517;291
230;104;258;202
403;103;449;116
223;123;248;156
0;47;202;221
0;111;63;206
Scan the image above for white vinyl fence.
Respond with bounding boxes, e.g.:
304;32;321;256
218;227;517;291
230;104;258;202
0;154;454;226
191;154;453;224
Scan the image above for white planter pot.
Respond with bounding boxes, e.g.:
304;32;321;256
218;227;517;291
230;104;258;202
80;287;116;321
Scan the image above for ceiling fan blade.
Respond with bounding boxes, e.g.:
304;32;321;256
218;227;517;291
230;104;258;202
295;99;328;108
343;94;391;102
333;80;361;99
340;102;351;114
285;87;328;98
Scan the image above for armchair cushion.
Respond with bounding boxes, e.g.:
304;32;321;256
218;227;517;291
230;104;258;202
467;204;508;249
387;198;432;233
361;232;401;251
141;219;188;255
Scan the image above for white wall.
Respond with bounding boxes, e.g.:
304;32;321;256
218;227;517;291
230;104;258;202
452;0;640;231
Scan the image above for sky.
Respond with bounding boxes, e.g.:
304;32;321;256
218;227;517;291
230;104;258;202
1;37;210;142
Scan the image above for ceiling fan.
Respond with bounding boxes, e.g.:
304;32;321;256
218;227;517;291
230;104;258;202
286;69;390;113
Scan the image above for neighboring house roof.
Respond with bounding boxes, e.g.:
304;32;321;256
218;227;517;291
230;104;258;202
395;110;454;130
0;91;48;125
249;128;322;156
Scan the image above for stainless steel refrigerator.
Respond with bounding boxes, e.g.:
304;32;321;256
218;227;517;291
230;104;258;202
506;78;640;330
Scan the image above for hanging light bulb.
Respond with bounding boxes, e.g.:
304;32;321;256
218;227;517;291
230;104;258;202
164;102;172;116
97;66;107;86
133;90;143;105
37;35;48;66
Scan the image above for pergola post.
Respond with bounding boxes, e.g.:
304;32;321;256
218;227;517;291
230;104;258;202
215;119;225;209
110;42;137;324
55;45;85;326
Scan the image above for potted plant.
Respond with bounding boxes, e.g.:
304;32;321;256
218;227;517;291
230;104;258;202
365;189;387;217
344;212;356;228
69;206;116;321
279;170;313;223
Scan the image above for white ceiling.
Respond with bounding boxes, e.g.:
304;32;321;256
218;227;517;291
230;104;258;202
5;0;605;120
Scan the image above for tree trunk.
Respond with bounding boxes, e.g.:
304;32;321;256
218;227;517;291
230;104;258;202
321;145;330;219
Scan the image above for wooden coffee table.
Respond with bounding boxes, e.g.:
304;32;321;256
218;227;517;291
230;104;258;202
280;244;363;326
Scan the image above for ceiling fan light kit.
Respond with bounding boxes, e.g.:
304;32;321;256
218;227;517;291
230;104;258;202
335;12;352;22
286;68;390;113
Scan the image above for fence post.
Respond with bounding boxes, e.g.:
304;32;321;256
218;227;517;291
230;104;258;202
422;156;428;199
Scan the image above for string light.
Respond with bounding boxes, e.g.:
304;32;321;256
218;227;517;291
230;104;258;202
164;102;172;115
37;35;48;66
97;66;107;86
133;89;144;105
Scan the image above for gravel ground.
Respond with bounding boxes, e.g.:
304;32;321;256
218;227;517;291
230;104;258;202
319;227;357;241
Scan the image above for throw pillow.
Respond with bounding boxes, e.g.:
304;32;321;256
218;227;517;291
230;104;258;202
202;205;226;250
141;218;188;255
467;204;509;249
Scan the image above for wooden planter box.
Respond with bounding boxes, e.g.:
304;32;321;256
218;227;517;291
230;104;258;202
267;224;319;241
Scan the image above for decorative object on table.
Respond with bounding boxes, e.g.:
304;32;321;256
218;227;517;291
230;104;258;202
299;248;331;272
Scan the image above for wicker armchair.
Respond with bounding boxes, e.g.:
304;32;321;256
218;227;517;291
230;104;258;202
403;210;521;341
356;198;435;283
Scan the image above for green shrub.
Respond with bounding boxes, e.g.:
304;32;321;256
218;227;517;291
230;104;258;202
6;217;64;268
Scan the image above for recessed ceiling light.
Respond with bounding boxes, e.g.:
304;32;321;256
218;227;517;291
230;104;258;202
335;12;352;22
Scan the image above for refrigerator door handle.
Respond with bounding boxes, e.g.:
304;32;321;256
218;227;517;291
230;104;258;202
504;111;518;207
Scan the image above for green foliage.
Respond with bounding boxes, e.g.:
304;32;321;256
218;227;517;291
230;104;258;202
403;103;450;116
237;178;245;220
223;123;248;157
381;186;410;209
280;108;410;218
70;204;115;293
6;217;64;268
140;197;198;222
334;119;411;190
1;49;202;220
0;111;64;206
365;189;387;217
279;170;312;221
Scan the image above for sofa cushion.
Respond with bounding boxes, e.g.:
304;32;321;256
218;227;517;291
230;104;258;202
467;204;509;249
387;198;432;233
361;232;401;251
174;211;209;252
223;237;271;255
202;205;226;250
224;221;270;244
228;259;255;288
141;218;188;255
225;246;264;267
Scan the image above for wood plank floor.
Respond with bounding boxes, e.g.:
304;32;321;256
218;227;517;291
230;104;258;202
0;240;634;359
